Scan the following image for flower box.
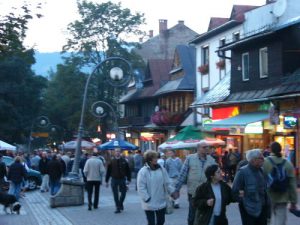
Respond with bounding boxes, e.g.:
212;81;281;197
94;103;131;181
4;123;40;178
198;64;209;75
216;60;225;69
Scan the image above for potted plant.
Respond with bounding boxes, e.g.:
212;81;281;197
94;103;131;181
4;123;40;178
216;59;225;69
198;64;209;75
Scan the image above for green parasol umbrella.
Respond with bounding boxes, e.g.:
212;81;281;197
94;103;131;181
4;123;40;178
167;125;209;142
158;126;224;150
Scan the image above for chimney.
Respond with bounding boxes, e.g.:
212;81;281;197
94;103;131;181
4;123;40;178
149;30;153;38
159;19;168;34
178;20;184;25
139;37;143;43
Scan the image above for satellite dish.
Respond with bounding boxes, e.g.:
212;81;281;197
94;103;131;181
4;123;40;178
273;0;287;18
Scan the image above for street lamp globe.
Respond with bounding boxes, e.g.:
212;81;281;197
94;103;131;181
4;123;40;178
110;67;123;81
96;106;104;115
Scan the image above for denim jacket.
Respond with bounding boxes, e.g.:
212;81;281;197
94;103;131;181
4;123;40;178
232;164;269;217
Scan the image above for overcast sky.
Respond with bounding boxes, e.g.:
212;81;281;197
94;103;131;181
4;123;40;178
0;0;266;52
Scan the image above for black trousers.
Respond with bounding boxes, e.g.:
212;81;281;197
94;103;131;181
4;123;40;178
188;194;196;225
145;208;166;225
86;181;100;208
111;178;127;209
239;203;268;225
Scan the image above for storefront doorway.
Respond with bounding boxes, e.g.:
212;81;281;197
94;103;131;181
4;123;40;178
274;134;296;166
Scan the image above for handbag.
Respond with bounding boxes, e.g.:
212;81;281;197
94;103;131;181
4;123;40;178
162;168;174;215
165;195;174;214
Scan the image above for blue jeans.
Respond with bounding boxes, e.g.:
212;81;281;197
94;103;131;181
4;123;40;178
8;182;22;200
111;178;127;209
49;179;61;195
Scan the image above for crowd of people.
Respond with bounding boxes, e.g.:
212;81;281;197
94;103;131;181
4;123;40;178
0;141;299;225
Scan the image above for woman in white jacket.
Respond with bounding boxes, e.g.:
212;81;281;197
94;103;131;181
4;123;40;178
137;150;175;225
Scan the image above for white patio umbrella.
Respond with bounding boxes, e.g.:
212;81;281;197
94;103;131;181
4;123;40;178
61;140;96;150
158;138;225;150
0;140;16;151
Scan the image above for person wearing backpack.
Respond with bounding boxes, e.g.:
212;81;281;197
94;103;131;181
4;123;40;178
263;141;298;225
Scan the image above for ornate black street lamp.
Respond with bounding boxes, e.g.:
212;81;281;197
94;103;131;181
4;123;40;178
49;57;132;208
71;57;132;178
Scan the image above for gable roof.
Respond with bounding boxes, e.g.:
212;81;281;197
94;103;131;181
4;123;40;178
208;17;229;31
230;5;259;22
155;45;196;96
120;59;172;103
190;4;260;44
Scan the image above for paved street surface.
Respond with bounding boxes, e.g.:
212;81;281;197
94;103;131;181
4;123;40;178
1;181;299;225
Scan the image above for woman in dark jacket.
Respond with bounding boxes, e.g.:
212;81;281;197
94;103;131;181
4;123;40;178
193;164;233;225
8;156;27;200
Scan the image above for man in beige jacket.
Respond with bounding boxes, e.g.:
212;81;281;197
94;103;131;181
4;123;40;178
84;152;105;210
174;141;217;225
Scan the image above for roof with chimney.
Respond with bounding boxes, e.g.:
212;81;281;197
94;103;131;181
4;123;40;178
134;20;198;62
120;59;172;103
154;45;196;96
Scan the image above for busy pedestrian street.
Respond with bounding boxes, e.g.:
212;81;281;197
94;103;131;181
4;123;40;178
2;1;300;225
1;181;299;225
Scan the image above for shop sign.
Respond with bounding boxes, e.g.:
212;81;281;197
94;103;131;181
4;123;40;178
212;107;239;120
283;116;297;129
244;122;263;134
140;132;164;141
258;103;269;111
31;132;49;138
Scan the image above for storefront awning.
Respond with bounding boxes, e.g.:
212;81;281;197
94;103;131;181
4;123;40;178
204;112;269;130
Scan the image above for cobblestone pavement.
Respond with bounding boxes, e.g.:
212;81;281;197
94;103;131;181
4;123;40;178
1;181;299;225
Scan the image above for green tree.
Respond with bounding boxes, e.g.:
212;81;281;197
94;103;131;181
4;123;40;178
63;0;145;66
58;1;146;141
41;58;86;141
0;3;46;144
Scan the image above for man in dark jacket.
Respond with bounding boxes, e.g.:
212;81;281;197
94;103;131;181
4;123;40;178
7;156;27;200
232;149;270;225
39;152;49;192
47;154;63;195
105;148;131;213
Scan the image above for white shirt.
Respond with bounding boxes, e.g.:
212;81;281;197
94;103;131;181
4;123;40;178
211;183;222;216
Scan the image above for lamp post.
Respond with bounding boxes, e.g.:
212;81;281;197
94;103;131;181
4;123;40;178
28;116;50;152
69;57;132;179
50;57;132;208
71;57;132;178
